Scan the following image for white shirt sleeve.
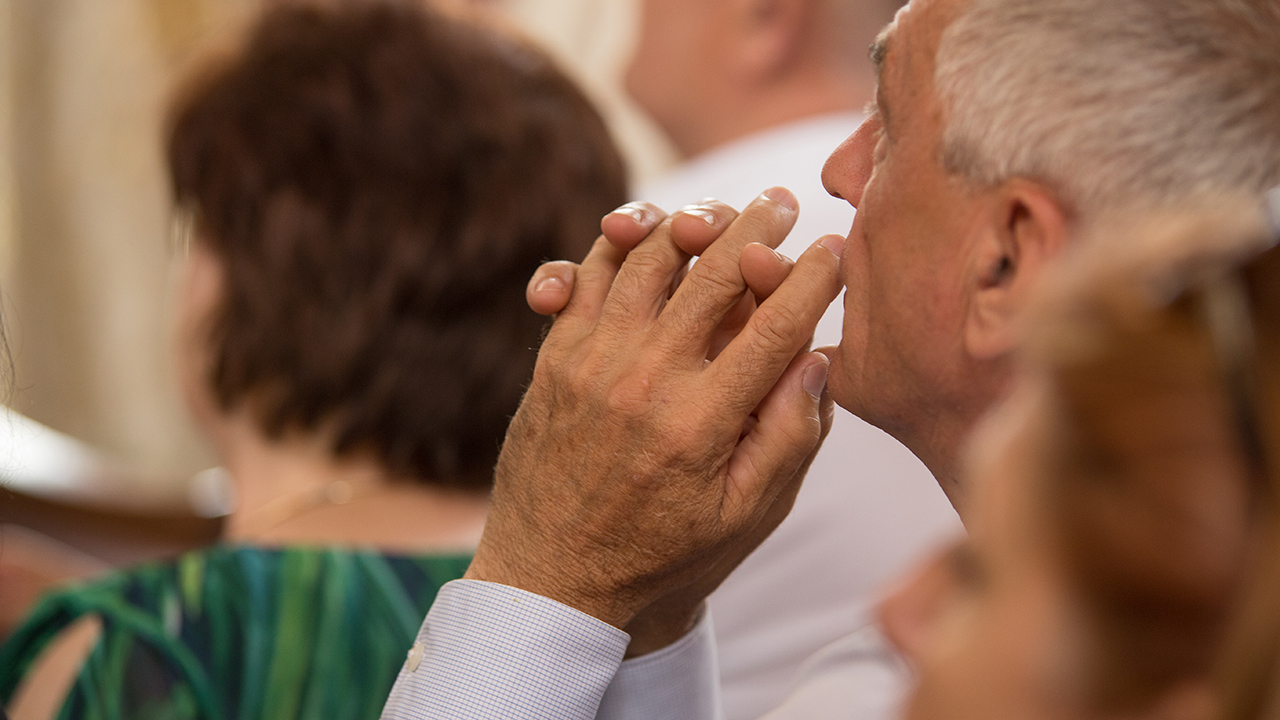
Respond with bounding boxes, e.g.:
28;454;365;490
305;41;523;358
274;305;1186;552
380;579;720;720
597;607;723;720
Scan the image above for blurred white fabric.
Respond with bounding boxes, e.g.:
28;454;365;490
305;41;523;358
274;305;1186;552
762;625;909;720
639;113;964;720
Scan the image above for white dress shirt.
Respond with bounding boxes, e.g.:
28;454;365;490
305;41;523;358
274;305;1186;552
639;113;962;719
380;580;912;720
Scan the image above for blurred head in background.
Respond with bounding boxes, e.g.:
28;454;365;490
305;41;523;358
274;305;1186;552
879;197;1280;720
166;0;627;539
625;0;902;157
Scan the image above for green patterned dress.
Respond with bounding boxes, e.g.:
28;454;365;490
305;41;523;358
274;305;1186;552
0;545;471;720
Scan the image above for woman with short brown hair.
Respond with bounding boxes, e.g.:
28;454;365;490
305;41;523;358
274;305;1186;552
0;2;626;717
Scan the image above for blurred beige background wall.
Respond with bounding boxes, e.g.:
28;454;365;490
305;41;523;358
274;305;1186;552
0;0;672;486
0;1;15;296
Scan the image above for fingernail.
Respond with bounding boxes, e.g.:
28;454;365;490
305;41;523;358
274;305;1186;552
803;359;829;400
534;276;565;293
683;208;716;226
819;234;845;257
611;205;645;222
763;187;799;212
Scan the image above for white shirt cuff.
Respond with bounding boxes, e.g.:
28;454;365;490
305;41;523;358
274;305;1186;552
381;579;630;720
597;608;723;720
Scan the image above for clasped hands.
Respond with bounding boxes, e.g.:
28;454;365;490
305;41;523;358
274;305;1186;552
464;188;845;655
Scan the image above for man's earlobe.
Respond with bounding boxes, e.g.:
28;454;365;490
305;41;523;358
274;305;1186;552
965;182;1070;361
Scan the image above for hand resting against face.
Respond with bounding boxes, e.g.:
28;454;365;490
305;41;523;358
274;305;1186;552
467;189;845;655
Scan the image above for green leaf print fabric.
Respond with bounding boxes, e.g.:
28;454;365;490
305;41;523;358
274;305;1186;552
0;545;470;720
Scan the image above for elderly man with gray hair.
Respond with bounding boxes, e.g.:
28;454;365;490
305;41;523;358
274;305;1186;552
625;1;959;716
381;0;1280;718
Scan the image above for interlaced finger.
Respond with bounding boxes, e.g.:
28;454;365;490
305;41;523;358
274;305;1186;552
602;202;668;251
595;216;692;334
704;234;843;419
594;200;743;333
548;234;631;343
656;188;800;363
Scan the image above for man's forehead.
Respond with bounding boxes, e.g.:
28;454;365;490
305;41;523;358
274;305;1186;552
872;0;971;73
869;0;970;110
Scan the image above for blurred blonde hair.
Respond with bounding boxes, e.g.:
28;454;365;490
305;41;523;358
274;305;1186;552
1020;193;1280;716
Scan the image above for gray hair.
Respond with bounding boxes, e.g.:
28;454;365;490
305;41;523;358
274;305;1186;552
934;0;1280;220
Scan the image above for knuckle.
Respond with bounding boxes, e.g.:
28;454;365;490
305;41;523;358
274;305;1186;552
688;258;746;301
528;356;572;408
531;343;609;408
669;404;736;464
623;245;675;278
783;412;824;450
601;367;663;421
750;303;808;354
531;343;567;383
734;205;792;245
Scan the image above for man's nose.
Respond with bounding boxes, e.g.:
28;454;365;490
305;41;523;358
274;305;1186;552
875;545;957;667
822;116;878;209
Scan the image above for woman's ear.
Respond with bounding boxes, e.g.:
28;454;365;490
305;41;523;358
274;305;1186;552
172;238;227;439
965;181;1070;360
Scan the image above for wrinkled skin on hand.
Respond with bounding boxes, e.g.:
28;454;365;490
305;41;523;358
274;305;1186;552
467;188;843;645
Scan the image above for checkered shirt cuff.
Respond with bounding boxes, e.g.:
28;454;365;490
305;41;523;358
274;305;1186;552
381;579;630;720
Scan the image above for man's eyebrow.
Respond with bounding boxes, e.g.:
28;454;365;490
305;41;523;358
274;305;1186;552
863;50;889;132
867;27;894;129
868;28;891;87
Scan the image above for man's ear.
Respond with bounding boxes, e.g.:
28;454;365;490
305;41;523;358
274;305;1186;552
965;180;1070;360
730;0;809;80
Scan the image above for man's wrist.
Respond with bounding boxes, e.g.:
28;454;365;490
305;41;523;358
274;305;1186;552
622;600;704;658
464;547;641;630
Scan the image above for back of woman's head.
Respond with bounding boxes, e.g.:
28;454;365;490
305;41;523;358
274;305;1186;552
166;1;627;489
1022;195;1280;717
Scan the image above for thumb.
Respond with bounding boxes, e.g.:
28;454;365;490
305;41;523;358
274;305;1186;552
723;351;829;526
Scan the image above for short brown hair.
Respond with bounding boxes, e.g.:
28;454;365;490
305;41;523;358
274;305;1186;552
167;1;627;489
